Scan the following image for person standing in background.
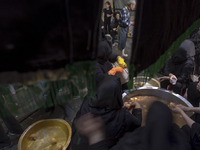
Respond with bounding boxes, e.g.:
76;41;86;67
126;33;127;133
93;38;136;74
119;0;136;57
110;12;120;45
103;1;113;34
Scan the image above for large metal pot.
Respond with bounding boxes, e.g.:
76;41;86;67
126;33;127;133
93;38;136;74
123;87;193;127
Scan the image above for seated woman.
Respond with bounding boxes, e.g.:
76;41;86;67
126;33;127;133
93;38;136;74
159;40;194;95
71;75;142;150
75;101;190;150
96;28;127;89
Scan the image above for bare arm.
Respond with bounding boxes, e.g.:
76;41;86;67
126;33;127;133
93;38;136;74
172;104;195;128
180;110;195;128
176;104;200;114
188;107;200;114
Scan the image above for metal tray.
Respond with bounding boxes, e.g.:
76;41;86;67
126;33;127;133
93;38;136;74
18;119;71;150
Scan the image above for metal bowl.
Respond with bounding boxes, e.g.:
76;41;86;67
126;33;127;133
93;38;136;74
143;78;160;88
124;87;193;127
133;76;160;88
18;119;72;150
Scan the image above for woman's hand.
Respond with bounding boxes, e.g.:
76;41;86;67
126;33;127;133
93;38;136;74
123;101;141;111
176;104;191;112
75;113;105;145
170;104;183;114
132;101;141;109
171;104;195;128
169;74;177;85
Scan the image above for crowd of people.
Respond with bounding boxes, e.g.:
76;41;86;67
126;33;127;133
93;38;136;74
68;0;200;149
2;0;200;150
0;1;133;148
72;72;200;150
101;0;136;57
71;13;200;150
74;102;200;150
71;50;200;150
70;0;200;148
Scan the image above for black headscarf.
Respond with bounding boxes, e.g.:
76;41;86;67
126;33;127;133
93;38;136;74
171;47;188;64
163;42;194;82
143;101;172;150
89;75;123;110
72;75;126;149
143;101;190;150
89;75;129;146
